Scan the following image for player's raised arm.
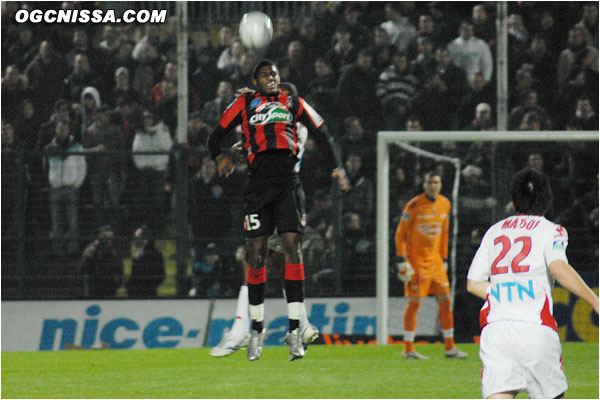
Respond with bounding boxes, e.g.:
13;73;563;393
297;98;350;191
549;259;599;313
207;95;246;177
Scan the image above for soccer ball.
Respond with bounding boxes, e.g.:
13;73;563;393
239;11;273;51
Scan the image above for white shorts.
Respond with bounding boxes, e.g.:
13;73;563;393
480;321;567;399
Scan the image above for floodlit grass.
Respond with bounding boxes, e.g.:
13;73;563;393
2;343;597;399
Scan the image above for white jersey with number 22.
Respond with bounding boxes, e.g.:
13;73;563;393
467;215;569;329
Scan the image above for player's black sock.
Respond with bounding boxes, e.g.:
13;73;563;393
289;319;299;332
252;320;264;332
284;280;304;303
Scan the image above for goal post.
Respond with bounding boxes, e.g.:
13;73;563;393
376;130;599;345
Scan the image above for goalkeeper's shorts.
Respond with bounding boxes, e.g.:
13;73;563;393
480;321;567;399
405;271;450;297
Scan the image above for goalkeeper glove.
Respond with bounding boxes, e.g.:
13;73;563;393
396;257;414;282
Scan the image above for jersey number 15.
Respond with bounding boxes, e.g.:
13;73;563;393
491;235;532;275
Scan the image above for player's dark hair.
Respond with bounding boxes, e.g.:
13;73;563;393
511;168;553;215
252;59;277;80
424;170;441;181
279;82;298;96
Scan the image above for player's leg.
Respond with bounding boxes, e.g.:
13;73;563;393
402;272;430;359
432;273;467;358
280;231;306;360
210;252;251;357
246;234;269;361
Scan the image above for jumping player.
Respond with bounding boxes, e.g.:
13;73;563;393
210;83;319;358
395;171;467;359
467;168;599;399
207;61;349;361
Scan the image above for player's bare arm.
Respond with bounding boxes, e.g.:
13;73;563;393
466;279;490;300
548;260;599;313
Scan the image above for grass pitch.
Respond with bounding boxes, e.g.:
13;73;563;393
2;342;598;399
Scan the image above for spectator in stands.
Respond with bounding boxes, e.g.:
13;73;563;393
191;242;224;298
99;26;120;53
298;137;330;200
574;3;598;49
214;25;234;58
114;93;143;148
126;224;166;297
228;53;255;90
189;156;232;253
6;26;38;71
63;54;99;104
191;46;220;109
407;14;441;59
309;2;339;52
132;25;161;61
434;47;468;102
154;79;178;134
458;164;497;235
279;41;314;95
326;24;358;74
44;120;87;257
337;48;380;128
508;89;552;130
518;111;543;131
1;65;29;123
111;40;137;80
132;111;173;233
76;86;101;140
412;71;456;131
557;27;599;92
527;152;544;174
342;153;374;231
111;67;141;107
217;39;246;75
389;166;415;219
80;225;123;297
36;99;72;155
132;42;162;103
150;62;177;106
447;21;493;83
201;80;235;129
186;111;211;175
1;120;24;241
341;211;374;294
509;64;535;109
13;98;42;153
377;50;419;115
83;104;126;229
370;26;395;74
266;16;298;62
457;72;494;130
340;116;375;175
66;29;111;95
471;4;495;46
571;96;598;131
520;35;556;107
303;211;334;297
305;57;339;123
409;36;437;82
464;102;494;131
507;13;530;72
25;41;67;120
534;10;564;59
340;4;371;49
380;2;416;53
189;27;214;73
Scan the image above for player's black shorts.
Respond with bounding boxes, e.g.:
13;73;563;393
242;175;306;238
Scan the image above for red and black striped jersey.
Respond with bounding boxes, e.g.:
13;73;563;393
208;89;340;176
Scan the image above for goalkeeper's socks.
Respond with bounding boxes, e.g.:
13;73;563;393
444;337;455;351
405;341;415;353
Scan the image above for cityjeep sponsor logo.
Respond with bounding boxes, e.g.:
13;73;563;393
249;102;293;125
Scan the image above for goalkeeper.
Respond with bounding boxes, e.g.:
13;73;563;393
394;171;467;359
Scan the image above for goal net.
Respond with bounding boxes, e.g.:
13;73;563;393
376;131;599;345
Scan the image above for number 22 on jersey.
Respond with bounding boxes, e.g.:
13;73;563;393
491;236;532;275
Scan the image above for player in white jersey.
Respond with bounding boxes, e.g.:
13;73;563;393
467;168;599;399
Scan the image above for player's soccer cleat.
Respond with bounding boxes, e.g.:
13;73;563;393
402;350;429;360
284;328;305;361
300;323;319;350
444;347;468;358
210;331;250;357
247;329;265;361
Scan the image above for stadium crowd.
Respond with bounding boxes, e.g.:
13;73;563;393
1;1;598;299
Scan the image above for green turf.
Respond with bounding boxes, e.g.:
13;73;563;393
2;343;598;399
